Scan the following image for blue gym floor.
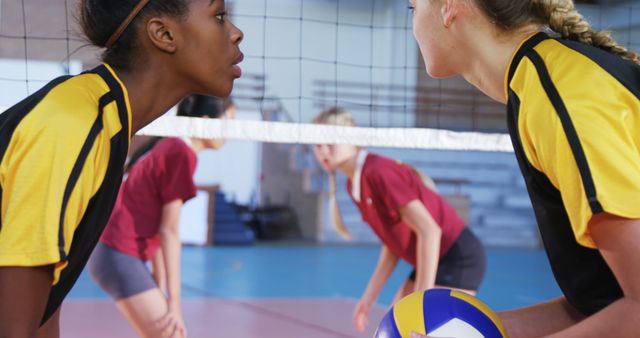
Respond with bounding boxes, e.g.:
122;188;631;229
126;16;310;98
70;244;561;311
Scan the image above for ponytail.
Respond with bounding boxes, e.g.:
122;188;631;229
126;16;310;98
402;162;439;193
474;0;640;65
531;0;640;65
329;172;352;240
313;106;355;240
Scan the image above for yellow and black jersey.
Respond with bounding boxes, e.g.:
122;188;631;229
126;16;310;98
0;64;131;322
506;32;640;315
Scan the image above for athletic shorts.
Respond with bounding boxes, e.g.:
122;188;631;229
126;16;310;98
88;242;157;300
409;227;486;290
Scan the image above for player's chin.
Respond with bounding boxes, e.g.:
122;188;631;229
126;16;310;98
222;71;240;95
205;78;234;98
212;139;226;149
424;59;454;79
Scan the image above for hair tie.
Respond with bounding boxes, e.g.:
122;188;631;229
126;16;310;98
105;0;151;49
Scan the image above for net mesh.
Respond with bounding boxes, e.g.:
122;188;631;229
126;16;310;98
0;1;638;245
0;0;638;149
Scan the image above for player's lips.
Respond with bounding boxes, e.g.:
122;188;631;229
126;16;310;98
232;52;244;78
233;52;244;65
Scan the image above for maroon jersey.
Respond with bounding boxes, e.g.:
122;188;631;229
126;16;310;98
101;138;197;260
347;152;465;266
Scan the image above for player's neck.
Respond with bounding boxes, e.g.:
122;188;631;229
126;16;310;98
116;65;190;134
459;25;540;104
189;138;206;153
337;155;358;181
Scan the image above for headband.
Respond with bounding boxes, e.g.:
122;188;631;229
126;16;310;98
105;0;151;49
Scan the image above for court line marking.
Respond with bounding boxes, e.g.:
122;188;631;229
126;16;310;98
182;283;361;338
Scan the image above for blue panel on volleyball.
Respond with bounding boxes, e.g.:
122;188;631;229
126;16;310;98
449;296;503;337
422;288;455;331
375;307;402;338
423;289;503;337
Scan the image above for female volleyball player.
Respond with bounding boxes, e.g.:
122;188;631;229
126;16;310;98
0;1;243;337
408;0;640;337
89;95;235;338
313;107;486;333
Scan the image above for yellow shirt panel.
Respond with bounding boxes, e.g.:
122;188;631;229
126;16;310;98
61;100;124;259
0;73;115;282
515;39;640;247
103;64;132;140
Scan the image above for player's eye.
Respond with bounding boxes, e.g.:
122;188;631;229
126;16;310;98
215;11;227;22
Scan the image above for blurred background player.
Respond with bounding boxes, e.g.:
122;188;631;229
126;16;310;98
312;107;486;333
89;95;235;338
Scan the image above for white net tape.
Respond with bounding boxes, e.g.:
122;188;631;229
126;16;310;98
138;116;514;152
0;106;513;152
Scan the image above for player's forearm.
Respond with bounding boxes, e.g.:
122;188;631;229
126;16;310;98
363;246;399;301
544;297;640;338
497;297;584;338
160;228;182;308
151;248;166;292
414;228;440;292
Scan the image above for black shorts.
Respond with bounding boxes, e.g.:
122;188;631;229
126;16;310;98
409;227;486;290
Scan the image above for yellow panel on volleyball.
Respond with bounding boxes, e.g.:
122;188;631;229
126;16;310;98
393;290;426;336
451;290;508;337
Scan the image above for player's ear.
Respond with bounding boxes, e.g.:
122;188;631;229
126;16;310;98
441;0;463;28
145;16;177;53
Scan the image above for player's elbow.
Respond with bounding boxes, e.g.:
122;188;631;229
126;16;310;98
160;223;180;238
415;221;441;239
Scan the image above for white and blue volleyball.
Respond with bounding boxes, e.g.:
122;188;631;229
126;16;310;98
375;288;507;338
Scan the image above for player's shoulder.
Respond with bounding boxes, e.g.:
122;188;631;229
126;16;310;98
35;72;109;124
533;38;639;93
365;153;395;168
159;137;190;151
4;73;112;145
154;137;194;160
363;153;408;180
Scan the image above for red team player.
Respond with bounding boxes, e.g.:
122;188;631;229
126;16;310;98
89;95;235;338
312;107;486;333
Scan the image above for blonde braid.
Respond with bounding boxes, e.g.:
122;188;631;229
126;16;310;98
329;172;352;240
533;0;640;65
313;106;356;241
401;162;439;193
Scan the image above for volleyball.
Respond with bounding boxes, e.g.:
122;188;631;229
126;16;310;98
375;288;507;338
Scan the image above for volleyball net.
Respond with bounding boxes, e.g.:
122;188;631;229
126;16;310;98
1;1;638;151
1;0;639;245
